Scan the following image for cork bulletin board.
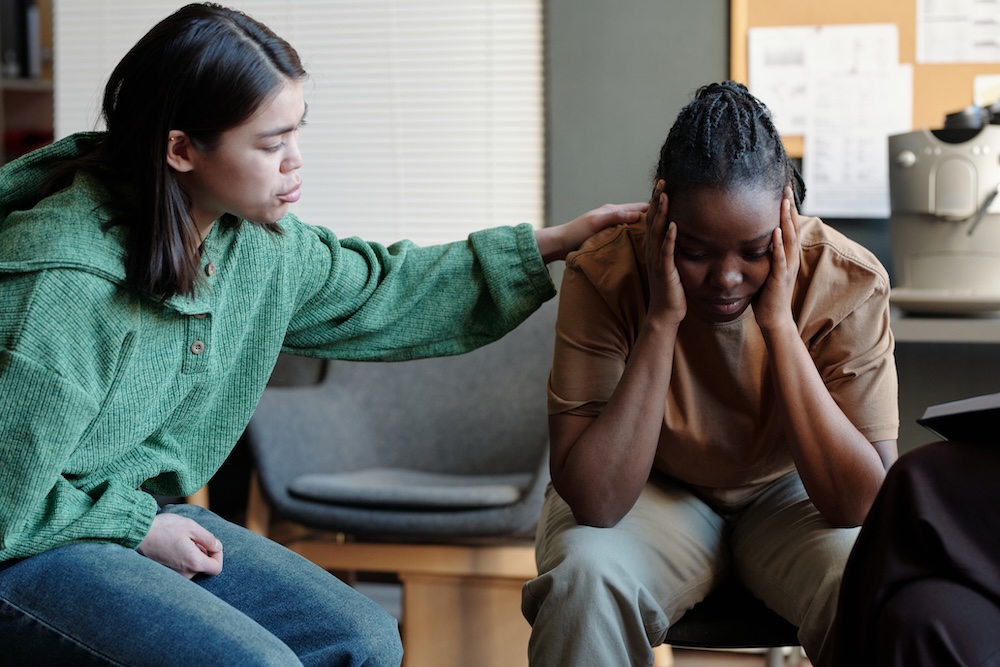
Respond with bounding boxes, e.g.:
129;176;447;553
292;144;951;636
729;0;1000;158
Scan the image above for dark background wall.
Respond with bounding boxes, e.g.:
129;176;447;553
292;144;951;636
545;0;729;224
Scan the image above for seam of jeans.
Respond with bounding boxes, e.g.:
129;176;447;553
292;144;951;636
0;595;129;667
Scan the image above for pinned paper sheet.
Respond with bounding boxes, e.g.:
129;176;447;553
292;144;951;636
749;23;912;218
803;66;913;219
749;24;900;136
918;0;1000;64
975;74;1000;105
748;26;813;135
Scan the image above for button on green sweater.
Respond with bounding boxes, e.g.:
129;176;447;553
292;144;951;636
0;134;555;561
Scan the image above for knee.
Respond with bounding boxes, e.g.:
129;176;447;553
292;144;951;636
874;580;954;665
298;591;401;666
523;531;651;629
878;582;938;641
239;598;402;667
875;578;1000;665
326;598;402;667
229;637;304;667
884;440;960;491
875;442;966;522
535;535;637;600
359;609;403;667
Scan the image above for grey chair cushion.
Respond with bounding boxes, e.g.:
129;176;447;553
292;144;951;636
248;298;558;538
288;467;534;510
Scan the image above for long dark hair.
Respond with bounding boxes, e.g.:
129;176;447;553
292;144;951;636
655;81;805;207
47;3;306;298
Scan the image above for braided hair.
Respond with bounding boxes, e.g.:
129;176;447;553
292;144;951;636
655;81;805;207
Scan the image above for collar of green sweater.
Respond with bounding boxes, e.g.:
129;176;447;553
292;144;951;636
0;132;219;315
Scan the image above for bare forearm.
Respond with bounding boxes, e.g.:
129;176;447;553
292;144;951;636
551;319;678;527
763;323;890;526
553;194;684;527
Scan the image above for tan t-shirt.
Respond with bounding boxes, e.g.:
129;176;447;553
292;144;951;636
548;217;899;511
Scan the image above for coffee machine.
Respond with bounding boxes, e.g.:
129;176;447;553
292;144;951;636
888;108;1000;315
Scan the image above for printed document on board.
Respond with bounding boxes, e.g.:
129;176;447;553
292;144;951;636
802;66;913;219
917;0;1000;63
749;24;912;218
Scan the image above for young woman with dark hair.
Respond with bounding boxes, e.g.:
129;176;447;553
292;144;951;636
521;81;899;667
0;4;645;664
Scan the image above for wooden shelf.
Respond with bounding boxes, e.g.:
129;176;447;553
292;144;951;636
891;308;1000;343
1;77;53;92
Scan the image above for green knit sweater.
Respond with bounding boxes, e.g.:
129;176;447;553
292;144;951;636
0;134;555;561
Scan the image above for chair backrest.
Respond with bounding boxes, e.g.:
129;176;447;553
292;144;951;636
246;298;559;539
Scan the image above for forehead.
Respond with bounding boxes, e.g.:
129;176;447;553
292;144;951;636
229;79;305;137
670;186;781;244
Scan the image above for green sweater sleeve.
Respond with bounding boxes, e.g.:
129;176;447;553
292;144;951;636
283;221;556;360
0;350;157;559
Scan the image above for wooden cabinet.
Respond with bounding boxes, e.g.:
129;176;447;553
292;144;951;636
0;0;52;163
1;76;53;162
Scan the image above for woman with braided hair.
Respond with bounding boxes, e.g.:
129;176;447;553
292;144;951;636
521;81;898;666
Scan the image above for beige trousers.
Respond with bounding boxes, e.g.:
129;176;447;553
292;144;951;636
521;472;857;667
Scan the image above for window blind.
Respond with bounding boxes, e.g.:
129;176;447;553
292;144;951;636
54;0;544;245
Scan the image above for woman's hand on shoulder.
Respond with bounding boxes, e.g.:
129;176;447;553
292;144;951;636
137;512;224;579
753;186;800;335
534;201;647;263
645;180;686;326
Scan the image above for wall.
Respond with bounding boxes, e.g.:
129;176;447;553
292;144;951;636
896;343;1000;452
545;0;729;225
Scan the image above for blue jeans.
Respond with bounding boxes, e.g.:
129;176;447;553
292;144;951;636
0;504;403;666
